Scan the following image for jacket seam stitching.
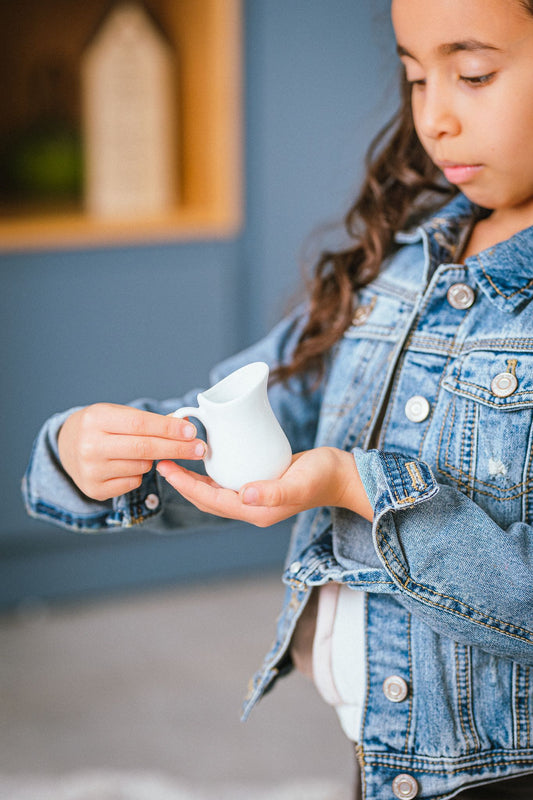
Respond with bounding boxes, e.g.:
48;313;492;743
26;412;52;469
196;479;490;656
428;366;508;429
377;530;533;641
361;753;533;772
464;645;481;751
438;394;533;497
524;667;531;747
477;255;533;298
404;611;413;754
455;643;472;754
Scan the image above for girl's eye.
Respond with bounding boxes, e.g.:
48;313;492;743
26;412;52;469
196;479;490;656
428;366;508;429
405;72;497;89
460;72;496;86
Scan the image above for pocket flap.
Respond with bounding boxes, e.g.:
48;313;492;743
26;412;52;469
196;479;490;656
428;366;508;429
442;351;533;409
345;288;409;341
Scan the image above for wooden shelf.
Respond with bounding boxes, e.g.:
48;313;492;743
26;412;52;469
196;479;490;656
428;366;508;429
0;207;241;252
0;0;242;252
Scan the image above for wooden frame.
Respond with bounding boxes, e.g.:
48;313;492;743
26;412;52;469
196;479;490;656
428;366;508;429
0;0;242;251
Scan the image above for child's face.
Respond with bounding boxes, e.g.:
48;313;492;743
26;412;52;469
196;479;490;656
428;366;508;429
392;0;533;222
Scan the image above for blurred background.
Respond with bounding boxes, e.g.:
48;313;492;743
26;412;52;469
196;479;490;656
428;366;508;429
0;0;396;796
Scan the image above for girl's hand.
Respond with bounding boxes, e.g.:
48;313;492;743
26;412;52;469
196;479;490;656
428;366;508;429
156;447;373;527
57;403;206;502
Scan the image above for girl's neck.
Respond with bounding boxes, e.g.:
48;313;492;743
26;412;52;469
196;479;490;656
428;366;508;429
461;206;533;262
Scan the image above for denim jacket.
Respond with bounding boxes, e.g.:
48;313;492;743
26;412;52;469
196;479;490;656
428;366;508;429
23;194;533;799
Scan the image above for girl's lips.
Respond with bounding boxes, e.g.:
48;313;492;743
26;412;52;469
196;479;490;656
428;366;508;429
440;163;483;184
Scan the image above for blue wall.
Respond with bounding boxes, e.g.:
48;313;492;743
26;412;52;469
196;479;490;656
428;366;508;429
0;0;397;606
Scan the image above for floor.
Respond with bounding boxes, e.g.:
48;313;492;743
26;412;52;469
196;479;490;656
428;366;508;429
0;572;354;798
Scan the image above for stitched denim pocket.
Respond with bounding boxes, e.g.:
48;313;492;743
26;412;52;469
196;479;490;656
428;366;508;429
344;287;408;342
438;350;533;526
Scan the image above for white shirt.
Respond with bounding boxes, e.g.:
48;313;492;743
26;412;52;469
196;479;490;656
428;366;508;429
291;584;366;741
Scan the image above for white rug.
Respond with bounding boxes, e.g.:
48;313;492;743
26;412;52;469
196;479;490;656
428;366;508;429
0;771;352;800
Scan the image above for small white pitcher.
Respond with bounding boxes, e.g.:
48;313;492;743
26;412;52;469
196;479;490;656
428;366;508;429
172;361;292;491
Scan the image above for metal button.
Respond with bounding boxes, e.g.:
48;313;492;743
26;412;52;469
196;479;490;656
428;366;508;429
352;306;371;325
352;297;376;326
289;561;302;575
491;372;518;398
405;395;430;423
392;774;419;799
447;283;475;310
145;493;160;511
383;675;409;703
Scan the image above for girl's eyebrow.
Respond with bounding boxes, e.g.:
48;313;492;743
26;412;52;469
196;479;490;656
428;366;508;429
396;39;501;60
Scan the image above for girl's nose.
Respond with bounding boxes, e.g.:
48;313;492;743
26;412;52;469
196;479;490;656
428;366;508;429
416;86;461;140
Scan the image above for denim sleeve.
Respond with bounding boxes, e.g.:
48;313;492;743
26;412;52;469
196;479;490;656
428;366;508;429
353;447;533;665
22;307;322;534
21;400;216;534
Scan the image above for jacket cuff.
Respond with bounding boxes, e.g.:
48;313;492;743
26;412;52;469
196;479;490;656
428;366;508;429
112;469;163;527
22;409;163;532
353;448;439;517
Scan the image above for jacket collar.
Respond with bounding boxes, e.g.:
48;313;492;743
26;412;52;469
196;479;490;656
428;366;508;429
396;193;533;313
466;227;533;313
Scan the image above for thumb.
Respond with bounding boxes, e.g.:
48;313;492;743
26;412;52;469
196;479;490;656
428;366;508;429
240;481;285;507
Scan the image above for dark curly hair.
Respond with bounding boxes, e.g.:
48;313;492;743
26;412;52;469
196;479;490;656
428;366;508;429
274;0;533;383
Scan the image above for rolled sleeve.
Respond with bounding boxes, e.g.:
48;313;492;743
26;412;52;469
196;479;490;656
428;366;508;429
352;447;533;664
22;408;164;533
353;448;439;516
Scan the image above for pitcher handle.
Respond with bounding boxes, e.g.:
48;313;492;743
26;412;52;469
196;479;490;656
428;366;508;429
171;406;206;426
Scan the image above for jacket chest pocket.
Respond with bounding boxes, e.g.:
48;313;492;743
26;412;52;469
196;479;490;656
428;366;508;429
438;350;533;526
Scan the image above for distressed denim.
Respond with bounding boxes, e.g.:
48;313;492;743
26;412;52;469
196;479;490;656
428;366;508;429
23;194;533;799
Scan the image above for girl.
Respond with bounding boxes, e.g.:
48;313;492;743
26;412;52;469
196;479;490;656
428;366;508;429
23;0;533;797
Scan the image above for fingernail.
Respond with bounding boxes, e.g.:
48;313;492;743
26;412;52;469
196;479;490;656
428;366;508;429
183;423;196;439
242;487;259;505
157;464;169;478
194;442;206;457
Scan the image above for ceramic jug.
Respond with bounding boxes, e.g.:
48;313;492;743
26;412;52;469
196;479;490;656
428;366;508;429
172;361;292;491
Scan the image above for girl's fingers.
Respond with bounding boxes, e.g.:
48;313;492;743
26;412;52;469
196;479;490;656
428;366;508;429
156;462;288;526
103;459;154;478
157;462;240;512
240;481;286;507
240;455;308;508
92;476;145;502
86;403;198;440
102;434;206;461
157;461;233;506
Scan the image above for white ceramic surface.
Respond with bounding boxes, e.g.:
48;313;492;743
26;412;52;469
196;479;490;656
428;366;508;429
172;362;292;491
